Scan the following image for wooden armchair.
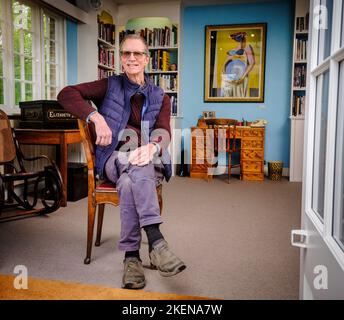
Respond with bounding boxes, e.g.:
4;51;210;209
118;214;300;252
207;119;241;183
0;109;63;222
78;119;163;265
226;120;241;182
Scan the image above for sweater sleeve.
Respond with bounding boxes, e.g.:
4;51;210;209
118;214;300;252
57;78;108;121
150;94;171;153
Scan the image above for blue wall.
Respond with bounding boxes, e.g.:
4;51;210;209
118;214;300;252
180;0;294;167
66;19;78;85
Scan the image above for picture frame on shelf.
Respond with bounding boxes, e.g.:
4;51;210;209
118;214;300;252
204;23;267;102
202;111;216;119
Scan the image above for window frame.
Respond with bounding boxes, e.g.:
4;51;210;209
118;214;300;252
40;7;66;100
0;0;66;113
332;59;344;251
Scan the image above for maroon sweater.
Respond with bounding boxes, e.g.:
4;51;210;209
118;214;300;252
57;78;171;152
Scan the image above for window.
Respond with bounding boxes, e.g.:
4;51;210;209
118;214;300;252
342;1;344;47
318;0;333;64
0;1;5;104
0;0;65;109
312;70;330;220
42;12;62;100
333;61;344;250
13;1;34;104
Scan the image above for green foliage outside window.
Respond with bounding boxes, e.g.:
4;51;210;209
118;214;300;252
0;1;62;105
13;1;34;103
0;78;3;104
15;81;21;105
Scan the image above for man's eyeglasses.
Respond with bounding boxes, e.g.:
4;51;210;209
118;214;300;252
120;51;147;59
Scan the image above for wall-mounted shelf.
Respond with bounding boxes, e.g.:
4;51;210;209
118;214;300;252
98;37;116;49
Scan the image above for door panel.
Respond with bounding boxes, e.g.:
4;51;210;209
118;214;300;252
341;3;344;46
318;0;333;63
302;215;344;299
298;0;344;299
333;61;344;250
312;71;330;220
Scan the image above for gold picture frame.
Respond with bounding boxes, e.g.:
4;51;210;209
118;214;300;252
204;23;267;102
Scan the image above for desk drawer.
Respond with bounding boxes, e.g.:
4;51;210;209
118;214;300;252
242;160;263;173
242;173;264;181
241;139;264;149
242;149;264;161
242;129;264;138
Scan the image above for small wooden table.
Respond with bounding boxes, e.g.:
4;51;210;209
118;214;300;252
14;129;82;207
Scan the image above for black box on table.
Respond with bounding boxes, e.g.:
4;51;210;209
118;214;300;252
19;100;78;129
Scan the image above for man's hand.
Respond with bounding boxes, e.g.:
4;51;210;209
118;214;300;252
89;112;112;146
128;143;158;166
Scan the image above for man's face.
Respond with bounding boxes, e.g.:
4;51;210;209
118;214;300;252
121;39;149;76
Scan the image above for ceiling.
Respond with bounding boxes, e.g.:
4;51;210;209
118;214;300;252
112;0;272;6
113;0;180;4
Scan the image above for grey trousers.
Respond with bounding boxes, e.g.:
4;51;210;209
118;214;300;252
104;150;164;251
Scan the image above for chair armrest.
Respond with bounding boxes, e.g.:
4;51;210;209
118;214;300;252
22;154;59;170
22;154;54;164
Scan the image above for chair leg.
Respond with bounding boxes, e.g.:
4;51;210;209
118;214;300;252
84;202;96;265
207;169;213;182
228;153;232;184
95;204;105;247
207;152;216;182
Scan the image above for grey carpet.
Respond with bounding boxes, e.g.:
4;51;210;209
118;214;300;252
0;176;301;299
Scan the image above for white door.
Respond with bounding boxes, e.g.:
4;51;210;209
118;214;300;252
293;0;344;299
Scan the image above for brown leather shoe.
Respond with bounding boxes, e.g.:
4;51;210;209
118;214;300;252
149;240;186;277
122;257;145;289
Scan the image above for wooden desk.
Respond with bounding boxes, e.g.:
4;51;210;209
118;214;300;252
190;126;265;181
14;129;82;207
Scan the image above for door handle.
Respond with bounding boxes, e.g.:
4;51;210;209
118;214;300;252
291;229;308;248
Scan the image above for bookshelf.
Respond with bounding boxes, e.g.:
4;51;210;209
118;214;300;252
97;11;116;80
289;0;309;182
119;18;180;117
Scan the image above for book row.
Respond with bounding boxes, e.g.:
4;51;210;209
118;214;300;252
170;95;178;116
294;65;307;88
98;45;115;68
292;94;306;117
292;94;305;116
146;50;172;72
97;19;115;45
296;13;309;32
295;39;308;61
120;25;178;48
98;68;116;80
149;74;178;92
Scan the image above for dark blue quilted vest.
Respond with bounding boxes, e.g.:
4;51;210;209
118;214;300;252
95;74;172;182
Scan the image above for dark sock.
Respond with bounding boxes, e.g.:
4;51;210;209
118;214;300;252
144;223;164;252
125;250;141;261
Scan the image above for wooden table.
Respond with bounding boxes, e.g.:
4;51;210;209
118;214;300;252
14;129;82;207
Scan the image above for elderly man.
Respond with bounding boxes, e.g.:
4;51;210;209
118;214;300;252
57;34;186;289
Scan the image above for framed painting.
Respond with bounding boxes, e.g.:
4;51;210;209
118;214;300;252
204;23;267;102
